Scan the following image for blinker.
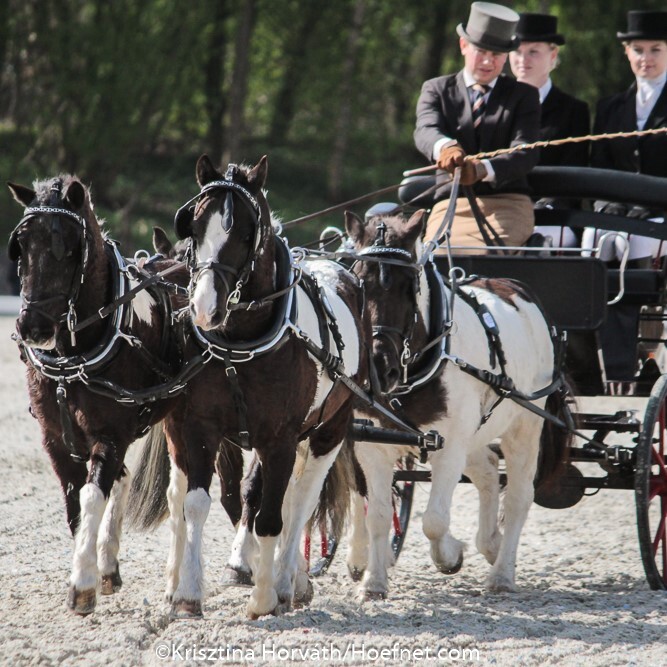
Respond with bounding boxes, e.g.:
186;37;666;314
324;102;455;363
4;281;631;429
174;203;195;239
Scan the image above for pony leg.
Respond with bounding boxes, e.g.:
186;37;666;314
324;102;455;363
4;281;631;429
97;466;131;595
487;420;541;592
464;445;502;565
274;442;342;612
164;459;187;601
346;491;368;581
68;483;108;615
423;443;467;574
223;453;261;587
45;436;87;536
246;447;295;619
355;444;396;600
170;488;211;618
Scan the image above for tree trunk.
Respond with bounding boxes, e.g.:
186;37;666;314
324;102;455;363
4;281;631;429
205;0;232;165
422;3;450;82
222;0;256;165
327;0;365;201
269;2;325;145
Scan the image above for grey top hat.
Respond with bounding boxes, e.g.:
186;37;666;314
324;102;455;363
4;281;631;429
617;10;667;41
515;13;565;46
457;2;520;53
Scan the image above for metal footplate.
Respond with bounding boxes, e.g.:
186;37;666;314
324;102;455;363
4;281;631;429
349;418;444;461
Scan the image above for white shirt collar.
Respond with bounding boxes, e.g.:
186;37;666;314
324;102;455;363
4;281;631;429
462;69;498;91
538;78;553;104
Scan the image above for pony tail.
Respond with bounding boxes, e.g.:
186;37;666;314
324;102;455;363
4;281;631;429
535;383;574;489
126;423;171;530
307;438;358;543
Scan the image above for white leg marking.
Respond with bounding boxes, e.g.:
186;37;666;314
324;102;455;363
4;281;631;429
173;488;211;604
247;535;279;618
274;443;341;608
97;473;131;577
71;484;107;592
355;444;397;599
165;461;187;600
346;491;368;579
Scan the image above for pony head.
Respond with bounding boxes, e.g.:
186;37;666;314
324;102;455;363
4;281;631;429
176;154;270;330
8;176;95;349
346;208;426;393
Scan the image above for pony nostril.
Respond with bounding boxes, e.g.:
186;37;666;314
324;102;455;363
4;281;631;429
209;310;222;327
385;367;400;389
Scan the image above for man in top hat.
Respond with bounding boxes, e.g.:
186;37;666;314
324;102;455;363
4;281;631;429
414;2;541;253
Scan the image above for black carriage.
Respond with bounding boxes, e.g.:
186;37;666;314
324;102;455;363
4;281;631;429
341;166;667;591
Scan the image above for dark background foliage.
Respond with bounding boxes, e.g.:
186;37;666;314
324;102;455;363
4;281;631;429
0;0;661;286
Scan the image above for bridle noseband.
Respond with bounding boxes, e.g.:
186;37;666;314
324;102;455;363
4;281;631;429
178;165;266;325
357;225;422;385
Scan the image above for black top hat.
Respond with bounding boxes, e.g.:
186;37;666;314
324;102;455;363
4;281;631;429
515;13;565;46
617;10;667;41
456;2;520;53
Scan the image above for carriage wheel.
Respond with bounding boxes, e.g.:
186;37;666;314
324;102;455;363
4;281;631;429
391;456;415;560
635;372;667;590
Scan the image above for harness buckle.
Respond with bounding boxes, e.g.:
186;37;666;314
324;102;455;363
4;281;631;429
66;300;77;347
225;365;238;378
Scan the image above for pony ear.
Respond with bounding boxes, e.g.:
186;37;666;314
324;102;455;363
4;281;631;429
152;226;174;257
344;210;365;245
64;180;87;211
196;154;221;187
247;155;268;191
7;182;35;207
404;209;426;244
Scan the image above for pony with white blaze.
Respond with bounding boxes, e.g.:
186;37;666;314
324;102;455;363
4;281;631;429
344;209;571;599
132;154;370;619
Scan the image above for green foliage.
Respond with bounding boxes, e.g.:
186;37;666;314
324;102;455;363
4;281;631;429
2;0;664;270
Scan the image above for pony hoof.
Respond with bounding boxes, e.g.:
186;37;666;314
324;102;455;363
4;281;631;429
101;565;123;595
67;586;96;615
363;589;387;601
435;554;463;575
221;566;253;587
293;577;314;608
486;576;518;593
170;599;203;619
348;566;365;582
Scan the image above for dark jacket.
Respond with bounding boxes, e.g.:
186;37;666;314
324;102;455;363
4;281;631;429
539;85;590;166
591;81;667;177
414;71;541;201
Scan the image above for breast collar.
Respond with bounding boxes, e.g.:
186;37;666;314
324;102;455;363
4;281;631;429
16;240;134;381
188;236;299;362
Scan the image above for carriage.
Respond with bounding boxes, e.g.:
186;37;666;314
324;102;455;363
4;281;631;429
334;165;667;592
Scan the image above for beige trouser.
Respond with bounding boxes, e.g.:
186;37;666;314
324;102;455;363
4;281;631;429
425;193;534;255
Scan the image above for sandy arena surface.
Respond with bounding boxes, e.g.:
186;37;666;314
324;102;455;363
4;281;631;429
0;314;665;666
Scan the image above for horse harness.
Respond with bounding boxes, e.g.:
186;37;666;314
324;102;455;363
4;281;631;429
355;231;569;434
11;196;197;461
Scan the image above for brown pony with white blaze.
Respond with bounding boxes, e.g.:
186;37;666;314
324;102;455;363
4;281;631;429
345;209;571;599
6;176;237;616
144;154;370;619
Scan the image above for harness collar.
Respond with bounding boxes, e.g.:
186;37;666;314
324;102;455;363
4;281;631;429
17;240;131;380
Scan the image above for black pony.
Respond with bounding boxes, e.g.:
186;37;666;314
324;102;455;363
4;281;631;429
133;155;370;619
7;176;222;615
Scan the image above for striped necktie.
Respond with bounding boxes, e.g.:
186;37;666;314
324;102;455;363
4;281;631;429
471;83;490;131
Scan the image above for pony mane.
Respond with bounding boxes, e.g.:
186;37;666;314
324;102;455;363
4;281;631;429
31;175;102;227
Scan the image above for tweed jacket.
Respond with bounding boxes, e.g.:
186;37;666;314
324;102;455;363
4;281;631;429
414;71;541;200
539;85;590;167
591;81;667;177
